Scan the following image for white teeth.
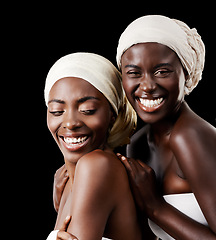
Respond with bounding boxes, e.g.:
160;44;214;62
64;136;88;145
139;97;163;108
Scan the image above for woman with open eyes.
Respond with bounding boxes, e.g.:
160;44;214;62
116;15;216;240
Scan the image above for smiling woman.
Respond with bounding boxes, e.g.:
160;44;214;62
115;15;216;240
121;43;186;122
47;77;114;162
45;52;140;240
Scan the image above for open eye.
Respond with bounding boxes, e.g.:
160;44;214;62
154;69;173;77
126;70;142;78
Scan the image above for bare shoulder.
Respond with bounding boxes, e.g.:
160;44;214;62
169;103;216;233
69;151;135;239
77;149;126;175
75;149;129;193
169;103;216;191
170;104;216;157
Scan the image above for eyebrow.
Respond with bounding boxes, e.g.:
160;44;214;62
48;96;100;105
124;63;172;69
153;63;172;69
48;99;65;104
124;64;141;69
77;96;100;103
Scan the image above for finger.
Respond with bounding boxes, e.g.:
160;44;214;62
54;165;69;192
137;159;154;173
55;164;69;180
117;153;139;171
57;230;78;240
59;216;72;231
53;169;69;213
117;154;138;178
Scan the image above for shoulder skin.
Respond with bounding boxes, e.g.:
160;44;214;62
170;104;216;233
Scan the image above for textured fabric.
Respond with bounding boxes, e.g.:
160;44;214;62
44;52;136;148
116;15;205;95
148;193;208;240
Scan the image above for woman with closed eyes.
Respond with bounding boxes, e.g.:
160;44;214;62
45;52;141;240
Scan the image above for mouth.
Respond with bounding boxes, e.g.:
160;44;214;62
137;97;164;112
63;136;88;145
59;135;89;151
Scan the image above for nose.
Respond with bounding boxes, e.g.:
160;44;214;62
139;75;156;93
62;111;82;130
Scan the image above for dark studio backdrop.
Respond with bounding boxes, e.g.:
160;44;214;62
10;3;215;239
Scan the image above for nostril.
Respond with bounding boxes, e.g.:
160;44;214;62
63;119;83;130
139;79;156;93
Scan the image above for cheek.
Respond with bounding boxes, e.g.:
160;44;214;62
47;112;59;138
89;111;112;138
93;115;110;132
167;73;185;101
122;77;136;102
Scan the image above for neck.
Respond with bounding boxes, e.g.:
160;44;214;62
150;101;186;143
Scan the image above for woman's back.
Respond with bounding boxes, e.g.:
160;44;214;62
55;149;141;240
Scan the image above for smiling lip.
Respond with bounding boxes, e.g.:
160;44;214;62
137;97;165;112
59;135;89;151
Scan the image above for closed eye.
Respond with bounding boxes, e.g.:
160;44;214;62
80;109;97;115
49;110;64;116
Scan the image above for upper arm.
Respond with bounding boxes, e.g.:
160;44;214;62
170;124;216;233
67;151;119;240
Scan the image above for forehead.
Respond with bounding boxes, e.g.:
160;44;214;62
49;77;105;100
121;42;180;67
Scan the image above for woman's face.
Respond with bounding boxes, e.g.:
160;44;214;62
47;77;113;163
121;43;186;124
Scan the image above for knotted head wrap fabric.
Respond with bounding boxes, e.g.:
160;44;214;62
45;52;137;149
116;15;205;95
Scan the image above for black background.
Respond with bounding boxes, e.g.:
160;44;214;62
7;3;215;239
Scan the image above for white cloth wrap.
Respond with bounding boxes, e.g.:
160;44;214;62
148;193;208;240
44;52;136;148
116;15;205;95
45;53;122;114
46;230;112;240
46;230;59;240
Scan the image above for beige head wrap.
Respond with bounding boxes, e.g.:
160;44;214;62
45;52;137;149
116;15;205;95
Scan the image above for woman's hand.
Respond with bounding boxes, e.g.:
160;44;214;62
57;216;78;240
117;153;162;214
53;164;69;212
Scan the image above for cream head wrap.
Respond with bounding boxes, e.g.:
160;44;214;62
45;52;137;149
116;15;205;95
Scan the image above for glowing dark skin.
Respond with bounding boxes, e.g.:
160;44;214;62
53;44;216;239
119;43;216;239
48;77;141;240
